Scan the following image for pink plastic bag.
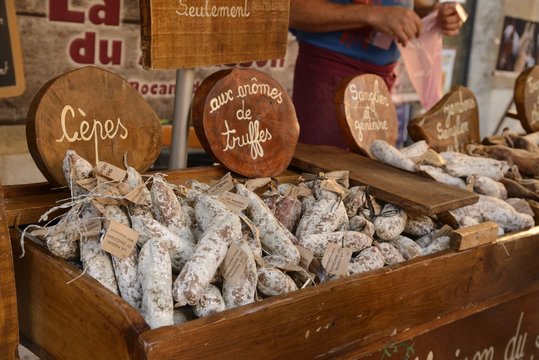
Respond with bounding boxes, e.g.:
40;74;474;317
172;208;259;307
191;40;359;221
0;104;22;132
398;10;443;111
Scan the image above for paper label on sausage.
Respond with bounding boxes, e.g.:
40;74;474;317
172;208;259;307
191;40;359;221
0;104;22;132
94;162;127;182
296;245;314;270
284;184;312;198
94;182;130;205
76;178;98;191
208;172;235;195
101;221;139;259
81;218;102;237
324;171;350;189
320;179;351;198
245;177;272;192
321;243;353;276
91;200;109;216
220;242;249;283
218;192;249;213
125;184;150;205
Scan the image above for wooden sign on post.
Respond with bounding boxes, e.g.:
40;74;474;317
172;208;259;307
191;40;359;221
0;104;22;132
192;68;299;178
140;0;289;69
408;86;480;153
335;74;398;157
26;67;162;186
0;0;25;98
514;65;539;133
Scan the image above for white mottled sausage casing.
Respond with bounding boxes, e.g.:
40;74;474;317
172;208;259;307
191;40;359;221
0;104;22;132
298;231;372;259
257;266;298;297
295;183;348;240
348;246;385;275
151;175;195;247
373;204;407;241
374;241;405;265
103;204;142;310
62;150;94;197
173;193;242;306
404;214;435;237
370;140;416;172
443;152;509;180
222;241;257;309
79;204;119;295
131;214;194;272
193;284;226;318
390;235;423;260
236;184;300;264
138;238;174;329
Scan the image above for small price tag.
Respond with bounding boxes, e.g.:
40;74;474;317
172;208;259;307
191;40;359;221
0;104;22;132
284;184;312;198
76;178;98;191
321;243;353;276
218;192;249;213
125;184;150;205
81;218;102;237
91;200;109;217
245;177;272;192
220;242;249;283
94;161;127;182
207;172;235;196
95;182;130;205
101;221;139;259
296;245;314;270
324;171;350;189
320;179;351;198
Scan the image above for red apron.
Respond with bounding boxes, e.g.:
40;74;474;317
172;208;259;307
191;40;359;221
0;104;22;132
292;41;397;149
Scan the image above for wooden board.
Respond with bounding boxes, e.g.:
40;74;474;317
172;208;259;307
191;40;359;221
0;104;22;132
291;143;478;216
359;288;539;360
514;65;539;133
408;86;480;153
139;0;289;69
0;0;25;99
0;184;18;359
192;68;299;178
3;170;539;359
450;221;499;251
335;74;398;157
26;66;162;186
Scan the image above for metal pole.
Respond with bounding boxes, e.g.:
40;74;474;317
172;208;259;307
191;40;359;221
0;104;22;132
169;68;195;169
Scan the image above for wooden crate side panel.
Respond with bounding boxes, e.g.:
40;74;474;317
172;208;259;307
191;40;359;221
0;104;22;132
11;235;149;360
0;185;19;359
358;288;539;359
136;228;539;360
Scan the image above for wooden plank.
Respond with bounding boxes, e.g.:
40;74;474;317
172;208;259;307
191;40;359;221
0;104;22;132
135;227;539;360
450;221;499;251
358;288;539;359
139;0;289;69
11;231;149;360
291;143;479;216
0;184;19;359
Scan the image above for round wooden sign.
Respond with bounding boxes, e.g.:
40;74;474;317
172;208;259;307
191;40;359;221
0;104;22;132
26;66;162;185
408;86;479;153
514;65;539;133
335;74;398;157
192;68;299;178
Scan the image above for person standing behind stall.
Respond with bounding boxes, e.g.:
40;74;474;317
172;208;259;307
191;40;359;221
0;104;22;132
289;0;463;148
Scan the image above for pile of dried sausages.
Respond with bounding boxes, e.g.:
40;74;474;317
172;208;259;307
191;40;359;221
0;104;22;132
28;150;469;329
371;136;537;235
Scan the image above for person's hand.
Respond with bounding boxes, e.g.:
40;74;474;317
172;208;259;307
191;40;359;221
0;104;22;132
437;3;463;36
368;6;422;46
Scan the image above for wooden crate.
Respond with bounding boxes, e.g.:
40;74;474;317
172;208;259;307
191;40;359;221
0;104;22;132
0;183;19;360
4;166;539;359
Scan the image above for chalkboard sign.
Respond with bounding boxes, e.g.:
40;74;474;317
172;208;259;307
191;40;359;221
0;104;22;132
408;86;480;153
514;66;539;133
335;74;398;157
139;0;289;69
0;0;25;98
192;68;299;178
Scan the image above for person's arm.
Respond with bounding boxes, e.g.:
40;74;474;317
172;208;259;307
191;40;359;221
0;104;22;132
289;0;422;46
